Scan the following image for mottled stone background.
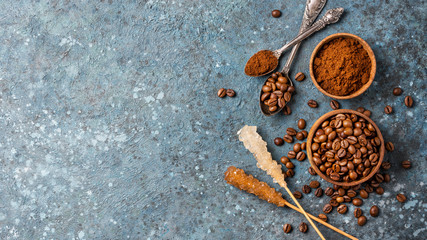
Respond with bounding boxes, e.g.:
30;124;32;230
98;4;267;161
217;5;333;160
0;0;425;239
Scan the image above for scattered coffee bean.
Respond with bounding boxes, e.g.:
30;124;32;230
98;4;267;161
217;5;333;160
356;107;365;113
299;222;308;233
298;119;306;129
283;105;292;115
337;204;348;214
272;9;282;18
393;87;402;96
347;189;357;198
226;89;236;97
295;72;305;81
287;86;296;93
307;99;318;108
295;132;304;140
302;185;311;194
354;208;362;218
283;135;294;143
333;184;339;190
330;198;339;207
370;180;380;188
330;100;340;110
352;198;363;206
357;216;367;226
293;191;303;199
396;193;407;203
314;188;323;197
296;151;306;161
401;160;411;169
280;156;290;164
384;173;391;183
375;187;384;195
375;173;384;183
301;142;307;150
381;161;391;170
308;166;317;176
217;88;226;98
318;214;328;222
359;189;368;199
362;109;371;117
365;185;374;193
288;151;296;159
338;188;346;196
286;169;295;177
385;142;394;152
285;161;295;169
323;204;333;214
352;184;361;191
336;197;344;203
370;205;379;217
309;180;320;189
384;105;393;114
404;96;413;107
274;137;284;146
325;187;334;196
301;130;308;138
293;143;301;153
287;127;297;136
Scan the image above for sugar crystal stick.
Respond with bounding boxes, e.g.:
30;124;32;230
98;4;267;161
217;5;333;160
238;125;325;240
224;166;358;240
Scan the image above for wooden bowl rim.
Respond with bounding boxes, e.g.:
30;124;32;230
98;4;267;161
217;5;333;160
306;109;385;186
309;33;377;100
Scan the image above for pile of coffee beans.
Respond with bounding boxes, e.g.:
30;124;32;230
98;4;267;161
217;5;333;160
311;113;382;183
261;72;295;113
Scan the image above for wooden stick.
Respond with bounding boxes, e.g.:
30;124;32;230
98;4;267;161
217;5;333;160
279;182;325;240
283;201;358;240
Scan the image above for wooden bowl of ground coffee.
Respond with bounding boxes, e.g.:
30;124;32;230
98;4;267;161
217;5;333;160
309;33;376;99
307;109;385;187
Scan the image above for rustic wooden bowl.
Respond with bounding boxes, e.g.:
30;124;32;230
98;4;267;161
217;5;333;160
309;33;376;100
307;109;385;187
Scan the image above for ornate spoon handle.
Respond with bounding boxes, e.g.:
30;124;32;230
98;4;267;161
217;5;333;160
281;0;327;74
273;7;344;58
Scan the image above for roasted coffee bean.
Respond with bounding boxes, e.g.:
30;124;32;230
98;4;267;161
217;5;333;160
278;97;286;108
307;99;318;108
308;166;317;176
370;205;379;217
296;151;306;161
280;156;290;164
330;172;340;181
314;188;323;197
293;191;302;199
217;88;226;98
337;204;348;214
356;107;365;113
385;142;394;152
301;142;307;150
295;132;304;140
357;216;367;226
393;87;402;96
330;199;339;207
293;143;301;153
287;128;297;136
283;92;292;102
337;188;346;196
375;187;384;195
336;197;344;203
283;105;292;115
271;9;282;18
370;180;380;188
226;89;236;97
384;105;393;114
330;100;340;110
295;72;305;81
365;185;374;193
283;223;292;234
302;185;311;194
285;161;295;169
352;198;363;206
362;110;371;117
299;222;308;233
309;180;320;189
287;86;295;93
331;192;339;199
288;151;296;159
301;130;308;138
269;106;277;112
318;214;328;222
325;187;334;196
404;96;413;107
352;184;361;191
375;173;384;183
286;169;295;177
283;135;294;143
384;173;391;183
401;160;411;169
354;208;362;218
274;137;284;146
298;119;306;129
381;161;391;170
359;189;368;199
333;184;339;190
323;204;333;214
347;189;357;198
261;92;271;101
396;193;407;203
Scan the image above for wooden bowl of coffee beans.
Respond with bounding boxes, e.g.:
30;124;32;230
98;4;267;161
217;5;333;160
307;109;385;187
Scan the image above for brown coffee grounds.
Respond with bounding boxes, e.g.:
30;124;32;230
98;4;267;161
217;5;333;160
245;50;278;76
313;37;372;96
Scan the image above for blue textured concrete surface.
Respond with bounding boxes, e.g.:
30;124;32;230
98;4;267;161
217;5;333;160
0;0;425;239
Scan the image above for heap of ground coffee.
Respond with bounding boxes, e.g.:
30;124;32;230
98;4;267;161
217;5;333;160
313;37;372;96
245;50;278;76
